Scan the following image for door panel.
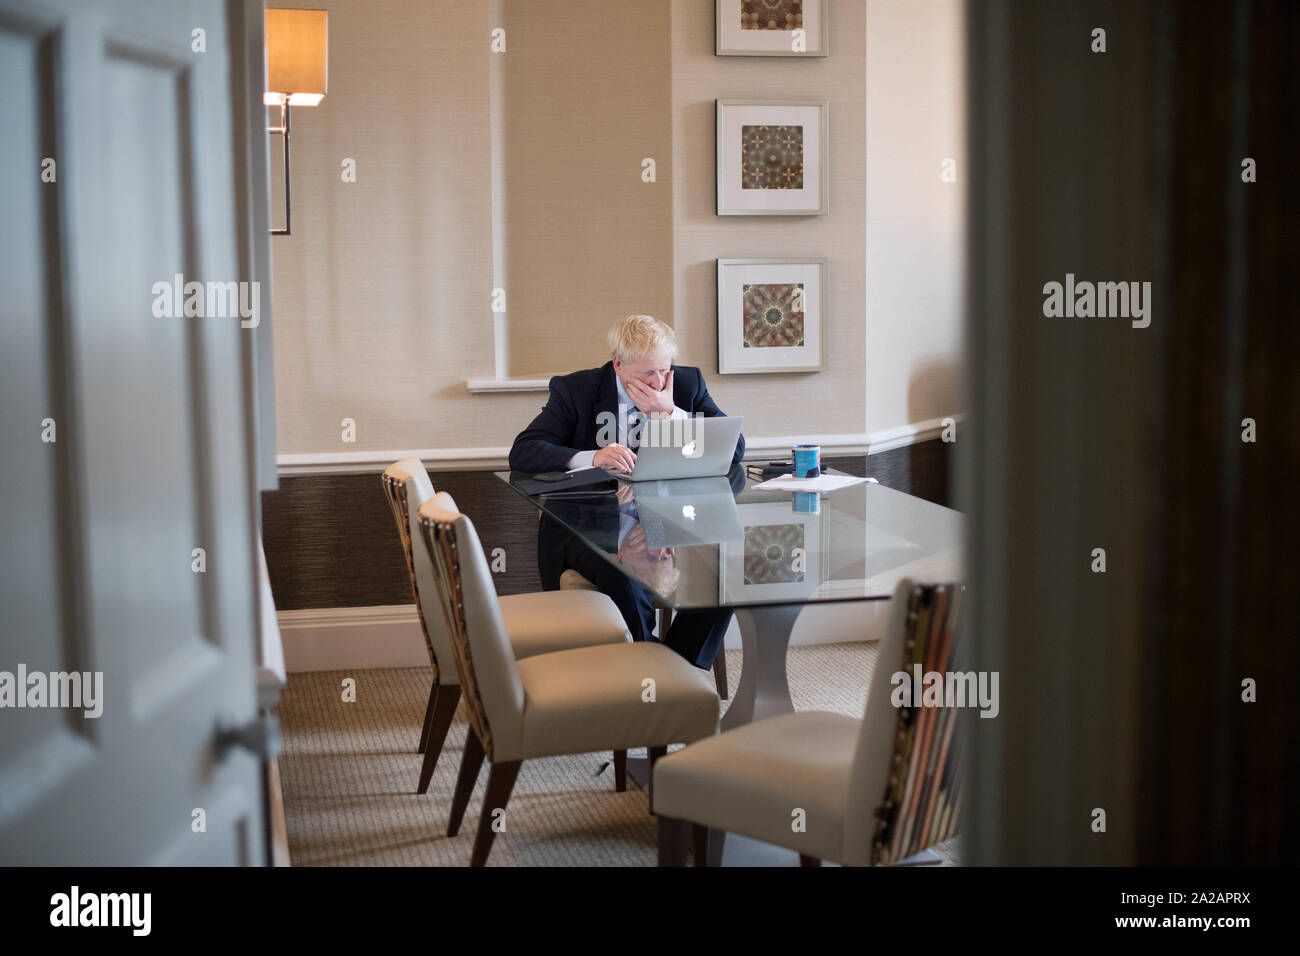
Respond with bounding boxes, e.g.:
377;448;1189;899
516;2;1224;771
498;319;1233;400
0;0;266;866
95;44;217;717
0;0;96;835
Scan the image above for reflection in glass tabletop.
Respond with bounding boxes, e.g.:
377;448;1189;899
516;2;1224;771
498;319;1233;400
495;466;963;611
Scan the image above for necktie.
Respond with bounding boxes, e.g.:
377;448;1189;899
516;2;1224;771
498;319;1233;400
626;408;640;449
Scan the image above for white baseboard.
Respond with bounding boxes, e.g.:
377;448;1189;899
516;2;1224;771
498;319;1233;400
279;600;889;673
279;605;430;672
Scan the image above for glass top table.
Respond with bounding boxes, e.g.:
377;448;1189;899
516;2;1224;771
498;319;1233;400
496;466;963;729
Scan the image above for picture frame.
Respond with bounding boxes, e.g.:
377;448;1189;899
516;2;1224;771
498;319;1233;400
719;502;824;606
717;257;827;374
716;99;828;216
715;0;829;57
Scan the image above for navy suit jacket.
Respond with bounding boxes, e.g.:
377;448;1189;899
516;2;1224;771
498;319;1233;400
508;361;745;474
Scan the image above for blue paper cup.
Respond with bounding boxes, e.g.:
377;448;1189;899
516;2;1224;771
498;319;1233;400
793;491;820;514
793;443;821;478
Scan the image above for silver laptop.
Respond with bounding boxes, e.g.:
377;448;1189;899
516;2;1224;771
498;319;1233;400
633;477;745;549
608;415;743;482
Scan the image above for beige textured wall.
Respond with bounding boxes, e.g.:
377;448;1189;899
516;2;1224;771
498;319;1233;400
670;0;866;437
863;0;966;433
270;0;671;454
270;0;964;457
499;0;673;377
271;0;532;455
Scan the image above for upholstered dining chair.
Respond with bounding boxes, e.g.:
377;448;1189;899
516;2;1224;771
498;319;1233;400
418;495;721;866
653;578;964;867
560;571;729;700
381;458;630;793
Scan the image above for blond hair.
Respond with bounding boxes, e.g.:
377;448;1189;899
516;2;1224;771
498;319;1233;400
607;314;678;365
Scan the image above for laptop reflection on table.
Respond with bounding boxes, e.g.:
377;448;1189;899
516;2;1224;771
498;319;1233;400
633;477;744;550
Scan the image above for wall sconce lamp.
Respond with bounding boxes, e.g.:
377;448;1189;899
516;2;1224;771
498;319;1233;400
264;9;328;236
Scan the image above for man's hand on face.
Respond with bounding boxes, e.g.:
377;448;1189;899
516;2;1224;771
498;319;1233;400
624;369;675;419
593;443;637;473
618;522;648;559
617;523;678;594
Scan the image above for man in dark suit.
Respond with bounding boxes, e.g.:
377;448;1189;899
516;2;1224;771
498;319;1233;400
508;315;745;671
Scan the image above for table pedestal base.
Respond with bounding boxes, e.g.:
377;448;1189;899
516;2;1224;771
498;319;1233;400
721;604;802;731
607;604;803;866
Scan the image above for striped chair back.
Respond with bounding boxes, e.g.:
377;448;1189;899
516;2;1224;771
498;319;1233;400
417;497;527;763
380;458;457;685
843;579;965;865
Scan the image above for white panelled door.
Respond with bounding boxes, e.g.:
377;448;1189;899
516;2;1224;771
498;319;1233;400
0;0;266;864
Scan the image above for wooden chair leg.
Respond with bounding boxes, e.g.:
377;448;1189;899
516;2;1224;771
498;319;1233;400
708;829;726;867
712;647;729;700
799;854;822;867
613;749;627;792
657;816;688;866
447;728;485;837
416;676;439;754
692;824;710;867
647;745;668;815
471;760;522;867
417;685;461;794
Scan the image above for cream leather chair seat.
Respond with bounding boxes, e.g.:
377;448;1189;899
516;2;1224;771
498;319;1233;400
560;565;730;701
498;588;626;657
652;710;860;864
514;643;718;761
558;568;599;591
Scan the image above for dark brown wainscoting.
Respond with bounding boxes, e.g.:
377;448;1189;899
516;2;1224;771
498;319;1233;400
260;441;955;612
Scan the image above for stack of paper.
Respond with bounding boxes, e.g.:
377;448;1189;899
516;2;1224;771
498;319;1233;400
754;474;870;493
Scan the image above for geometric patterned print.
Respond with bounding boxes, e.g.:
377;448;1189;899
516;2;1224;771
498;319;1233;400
871;582;964;865
743;523;806;584
741;0;803;31
380;473;442;681
741;125;804;190
742;283;805;347
419;515;496;762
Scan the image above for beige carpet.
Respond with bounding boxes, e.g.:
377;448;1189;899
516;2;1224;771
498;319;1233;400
276;642;961;866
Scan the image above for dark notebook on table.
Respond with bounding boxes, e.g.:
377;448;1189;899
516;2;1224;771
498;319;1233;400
515;467;616;496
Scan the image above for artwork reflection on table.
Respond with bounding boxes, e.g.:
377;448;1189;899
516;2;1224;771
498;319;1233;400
721;501;822;604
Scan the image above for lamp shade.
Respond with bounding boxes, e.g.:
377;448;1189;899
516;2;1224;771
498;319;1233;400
264;9;327;107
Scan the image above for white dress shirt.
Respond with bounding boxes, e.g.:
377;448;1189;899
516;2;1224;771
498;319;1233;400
566;375;689;471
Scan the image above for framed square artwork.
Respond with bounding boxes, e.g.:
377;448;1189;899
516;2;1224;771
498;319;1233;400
716;0;829;57
719;502;824;605
717;257;827;374
716;100;828;215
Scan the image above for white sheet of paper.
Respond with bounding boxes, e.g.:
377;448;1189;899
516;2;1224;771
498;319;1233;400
754;474;870;493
